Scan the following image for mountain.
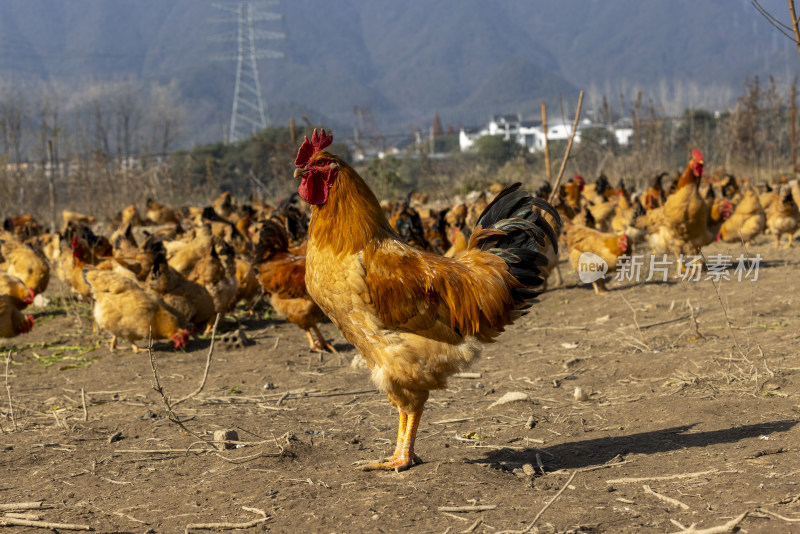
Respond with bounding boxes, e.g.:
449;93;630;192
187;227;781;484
0;0;796;145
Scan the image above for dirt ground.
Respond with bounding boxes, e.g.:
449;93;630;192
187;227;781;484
1;238;799;534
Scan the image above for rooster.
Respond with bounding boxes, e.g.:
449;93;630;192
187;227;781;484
637;149;711;272
293;130;559;471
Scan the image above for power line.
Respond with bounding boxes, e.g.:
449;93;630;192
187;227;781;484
210;1;285;143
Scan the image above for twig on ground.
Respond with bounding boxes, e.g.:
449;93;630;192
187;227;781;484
184;506;269;532
299;389;379;399
431;417;474;425
276;391;289;406
438;505;497;513
51;410;63;429
453;372;481;379
80;388;88;422
462;517;483;533
687;300;705;340
172;313;220;408
577;459;633;472
113;449;206;454
497;470;578;534
0;517;93;530
643;484;690;510
526;470;577;532
99;476;132;485
607;469;719;485
4;351;16;431
0;502;45;512
639;313;691;330
147;328;218;451
3;512;41;520
667;511;748;534
756;508;800;523
620;294;641;331
699;252;749;363
755;342;774;378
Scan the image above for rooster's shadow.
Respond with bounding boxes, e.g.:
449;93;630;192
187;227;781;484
468;420;798;471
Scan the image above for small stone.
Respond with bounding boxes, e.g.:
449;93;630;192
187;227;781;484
574;387;589;402
488;391;529;408
214;429;239;450
522;463;536;476
525;415;536;429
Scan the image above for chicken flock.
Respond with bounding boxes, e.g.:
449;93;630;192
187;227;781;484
0;147;797;344
1;139;799;470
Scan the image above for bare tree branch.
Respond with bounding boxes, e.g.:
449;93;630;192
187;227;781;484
752;0;800;55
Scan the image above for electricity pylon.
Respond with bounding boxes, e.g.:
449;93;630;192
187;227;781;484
210;1;285;143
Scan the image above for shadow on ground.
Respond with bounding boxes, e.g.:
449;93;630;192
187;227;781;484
471;420;798;470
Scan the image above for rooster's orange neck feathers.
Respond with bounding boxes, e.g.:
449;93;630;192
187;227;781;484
675;151;704;192
308;157;393;255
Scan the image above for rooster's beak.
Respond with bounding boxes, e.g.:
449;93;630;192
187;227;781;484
294;168;308;179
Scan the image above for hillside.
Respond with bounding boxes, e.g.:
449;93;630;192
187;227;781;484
0;0;796;144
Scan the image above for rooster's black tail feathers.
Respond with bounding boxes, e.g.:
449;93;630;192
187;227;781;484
475;182;561;305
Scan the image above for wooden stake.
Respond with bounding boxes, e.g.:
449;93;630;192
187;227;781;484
541;101;552;183
792;78;797;173
548;90;584;205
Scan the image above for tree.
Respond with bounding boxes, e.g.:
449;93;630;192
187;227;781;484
753;1;800;55
474;135;522;168
112;81;142;166
0;82;26;165
148;81;185;158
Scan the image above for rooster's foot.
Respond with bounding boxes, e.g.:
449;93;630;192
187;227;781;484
353;453;422;472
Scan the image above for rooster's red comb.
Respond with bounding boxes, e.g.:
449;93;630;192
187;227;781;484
295;128;333;167
692;148;703;162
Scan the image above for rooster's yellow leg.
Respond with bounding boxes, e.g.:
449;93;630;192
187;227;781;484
355;408;423;472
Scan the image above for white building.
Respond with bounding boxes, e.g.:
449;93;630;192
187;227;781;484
460;115;598;154
613;118;634;145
